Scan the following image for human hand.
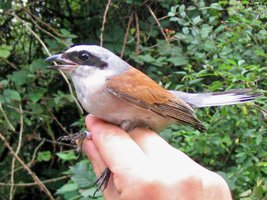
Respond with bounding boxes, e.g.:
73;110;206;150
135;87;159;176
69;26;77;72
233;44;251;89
83;115;232;200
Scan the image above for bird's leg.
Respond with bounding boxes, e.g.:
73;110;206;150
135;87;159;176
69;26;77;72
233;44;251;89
58;131;91;152
58;121;146;196
58;131;111;196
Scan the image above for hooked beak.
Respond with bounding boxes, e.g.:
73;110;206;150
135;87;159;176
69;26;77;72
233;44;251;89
45;54;78;71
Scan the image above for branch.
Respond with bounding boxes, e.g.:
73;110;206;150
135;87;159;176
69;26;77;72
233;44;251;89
120;13;133;58
0;176;69;187
134;11;140;55
158;15;169;21
14;15;84;115
32;136;76;148
9;104;24;200
28;139;45;168
0;58;18;70
0;137;74;182
25;9;64;38
100;0;112;47
28;13;60;41
146;4;170;46
48;109;70;135
0;132;54;200
44;122;57;155
0;103;15;132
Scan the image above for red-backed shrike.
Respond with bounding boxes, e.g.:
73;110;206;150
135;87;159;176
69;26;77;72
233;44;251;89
46;45;261;192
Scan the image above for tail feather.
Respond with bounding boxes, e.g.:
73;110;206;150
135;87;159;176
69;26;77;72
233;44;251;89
169;89;262;108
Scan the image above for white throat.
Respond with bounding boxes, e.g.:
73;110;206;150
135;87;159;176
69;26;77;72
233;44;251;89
71;66;113;102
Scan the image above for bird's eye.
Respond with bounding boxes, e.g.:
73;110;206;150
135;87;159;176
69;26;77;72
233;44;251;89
78;52;90;61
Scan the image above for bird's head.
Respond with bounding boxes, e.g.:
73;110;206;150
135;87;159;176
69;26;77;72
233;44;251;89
45;45;130;77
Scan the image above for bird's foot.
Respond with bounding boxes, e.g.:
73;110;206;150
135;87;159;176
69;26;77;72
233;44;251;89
93;168;111;197
58;131;91;152
58;132;111;196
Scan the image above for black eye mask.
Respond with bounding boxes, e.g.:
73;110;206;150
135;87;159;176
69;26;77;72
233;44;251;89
63;50;108;69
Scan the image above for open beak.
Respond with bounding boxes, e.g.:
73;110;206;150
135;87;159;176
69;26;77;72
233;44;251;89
45;54;78;71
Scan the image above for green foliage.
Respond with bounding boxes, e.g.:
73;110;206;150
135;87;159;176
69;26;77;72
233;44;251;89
57;151;78;161
56;160;101;199
37;151;52;162
0;0;266;199
0;45;12;58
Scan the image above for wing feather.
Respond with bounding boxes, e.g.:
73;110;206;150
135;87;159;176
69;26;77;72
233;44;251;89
106;67;205;131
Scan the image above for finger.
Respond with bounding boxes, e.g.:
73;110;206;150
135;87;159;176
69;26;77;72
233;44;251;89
129;128;192;163
129;128;175;157
129;128;209;182
83;139;107;177
85;115;147;173
83;139;120;200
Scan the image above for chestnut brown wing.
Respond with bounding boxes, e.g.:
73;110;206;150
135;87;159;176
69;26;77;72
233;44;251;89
106;67;205;131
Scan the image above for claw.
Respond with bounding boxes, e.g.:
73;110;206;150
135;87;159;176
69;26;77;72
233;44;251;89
57;131;111;197
93;168;111;197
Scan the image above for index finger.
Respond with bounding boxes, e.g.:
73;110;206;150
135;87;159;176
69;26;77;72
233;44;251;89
85;115;148;173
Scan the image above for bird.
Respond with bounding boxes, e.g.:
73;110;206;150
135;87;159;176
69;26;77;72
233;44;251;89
45;45;261;193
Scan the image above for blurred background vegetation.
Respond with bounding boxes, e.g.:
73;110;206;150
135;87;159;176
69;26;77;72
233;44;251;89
0;0;266;199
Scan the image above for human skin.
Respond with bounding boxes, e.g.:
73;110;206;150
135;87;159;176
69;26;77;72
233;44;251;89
83;115;232;200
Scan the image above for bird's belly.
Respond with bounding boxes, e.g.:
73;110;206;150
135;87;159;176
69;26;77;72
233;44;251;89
78;89;169;131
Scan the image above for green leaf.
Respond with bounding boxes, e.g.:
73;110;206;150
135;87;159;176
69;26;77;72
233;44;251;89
172;47;183;55
256;50;267;58
210;3;223;10
182;27;189;35
215;25;226;33
101;26;124;43
0;80;9;87
0;2;11;10
31;104;44;114
37;151;52;161
3;89;21;101
80;188;101;198
60;29;78;38
177;18;188;26
29;59;47;72
174;33;186;40
0;45;12;58
70;161;95;188
159;128;173;141
57;151;78;161
168;12;175;17
170;5;178;13
200;24;213;38
179;5;185;13
9;70;28;86
138;54;155;63
169;17;179;22
28;88;46;103
192;16;202;25
168;56;188;66
187;6;196;11
56;182;79;194
255;134;262;145
188;78;204;85
261;167;267;175
158;42;172;55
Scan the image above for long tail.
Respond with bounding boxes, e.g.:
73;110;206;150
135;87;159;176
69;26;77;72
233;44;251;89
169;89;262;108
